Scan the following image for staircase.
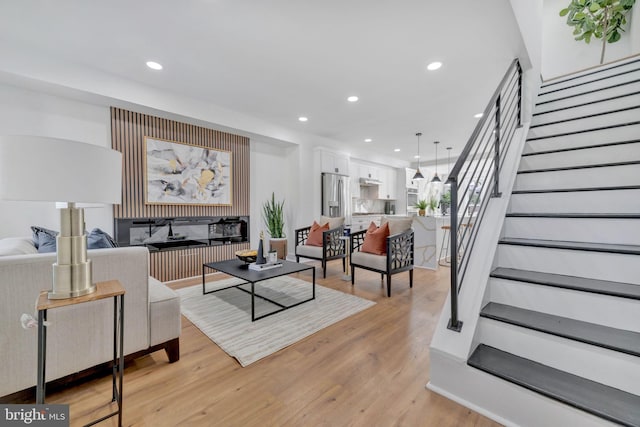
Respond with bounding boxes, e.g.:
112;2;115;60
468;57;640;426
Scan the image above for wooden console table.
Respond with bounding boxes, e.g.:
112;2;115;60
36;280;125;427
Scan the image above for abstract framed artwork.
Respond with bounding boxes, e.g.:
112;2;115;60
144;137;232;206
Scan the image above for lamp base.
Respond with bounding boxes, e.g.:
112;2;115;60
48;284;97;299
49;259;95;300
48;203;96;300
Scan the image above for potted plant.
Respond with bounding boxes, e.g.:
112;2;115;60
262;192;287;259
441;190;451;216
560;0;636;64
415;199;428;216
428;196;439;215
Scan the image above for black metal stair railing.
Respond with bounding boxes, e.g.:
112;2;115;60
447;59;523;332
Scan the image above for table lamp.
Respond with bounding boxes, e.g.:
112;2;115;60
0;135;122;299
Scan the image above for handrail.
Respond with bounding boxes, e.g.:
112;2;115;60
446;58;522;332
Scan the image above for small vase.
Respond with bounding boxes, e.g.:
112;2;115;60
256;238;266;264
419;209;426;216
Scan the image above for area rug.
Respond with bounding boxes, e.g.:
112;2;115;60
177;276;375;366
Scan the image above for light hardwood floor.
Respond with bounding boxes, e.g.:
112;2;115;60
45;261;501;427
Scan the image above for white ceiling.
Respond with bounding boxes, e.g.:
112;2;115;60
0;0;529;166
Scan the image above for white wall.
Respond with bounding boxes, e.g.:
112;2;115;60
632;5;640;54
509;0;543;121
542;0;635;79
0;83;113;238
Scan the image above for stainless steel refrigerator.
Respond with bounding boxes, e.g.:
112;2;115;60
321;172;350;218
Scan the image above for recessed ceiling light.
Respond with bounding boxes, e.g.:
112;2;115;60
474;113;483;118
364;138;372;143
347;96;359;102
394;148;401;152
146;61;163;70
298;116;308;122
414;155;421;159
427;61;442;71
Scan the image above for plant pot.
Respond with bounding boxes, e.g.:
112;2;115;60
269;237;288;260
418;209;426;216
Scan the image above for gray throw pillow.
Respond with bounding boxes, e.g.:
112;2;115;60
30;226;58;253
87;228;118;249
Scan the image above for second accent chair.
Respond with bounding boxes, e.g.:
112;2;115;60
350;216;414;297
295;216;346;278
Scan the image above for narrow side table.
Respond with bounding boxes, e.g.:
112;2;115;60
339;236;351;281
36;280;125;427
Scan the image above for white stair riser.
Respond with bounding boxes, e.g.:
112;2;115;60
536;80;640;114
476;319;640;395
496;245;640;285
503;217;640;245
509;190;640;214
514;164;640;191
541;60;640;92
519;143;640;170
524;123;640;152
528;109;640;138
537;70;640;104
532;91;640;125
488;278;640;332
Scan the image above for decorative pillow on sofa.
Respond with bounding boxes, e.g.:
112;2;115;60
361;221;390;255
30;226;58;253
87;228;118;249
305;221;329;246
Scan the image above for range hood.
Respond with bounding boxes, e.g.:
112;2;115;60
359;177;383;186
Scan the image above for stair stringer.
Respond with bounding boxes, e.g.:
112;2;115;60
428;124;528;360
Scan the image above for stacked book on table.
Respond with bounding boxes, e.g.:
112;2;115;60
248;262;283;271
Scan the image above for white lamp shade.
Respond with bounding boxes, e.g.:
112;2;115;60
0;135;122;204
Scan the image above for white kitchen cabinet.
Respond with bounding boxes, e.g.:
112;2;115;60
349;161;360;198
321;150;349;175
350;215;381;231
359;164;381;180
379;167;398;200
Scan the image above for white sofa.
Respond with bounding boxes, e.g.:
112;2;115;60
0;239;181;398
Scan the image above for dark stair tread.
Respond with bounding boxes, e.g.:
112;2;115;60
498;237;640;255
526;120;640;141
540;57;640;89
490;267;640;300
522;139;640;157
505;213;640;219
536;78;640;106
512;185;640;194
480;302;640;357
517;160;640;174
468;344;640;427
530;105;640;129
533;91;640;117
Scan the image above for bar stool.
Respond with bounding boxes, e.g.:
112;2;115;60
438;225;451;267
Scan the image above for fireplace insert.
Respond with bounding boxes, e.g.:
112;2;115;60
114;216;249;252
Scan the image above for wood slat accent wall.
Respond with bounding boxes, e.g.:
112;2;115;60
110;107;250;281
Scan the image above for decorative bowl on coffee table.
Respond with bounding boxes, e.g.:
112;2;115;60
235;249;257;264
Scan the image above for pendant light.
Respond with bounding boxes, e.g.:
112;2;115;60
412;132;424;180
431;140;441;182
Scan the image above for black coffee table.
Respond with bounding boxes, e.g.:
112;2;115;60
202;259;316;321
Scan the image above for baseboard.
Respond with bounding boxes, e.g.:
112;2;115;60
426;381;516;427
